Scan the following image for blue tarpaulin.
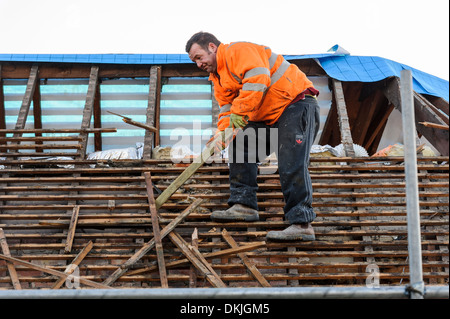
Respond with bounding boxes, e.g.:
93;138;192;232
0;52;448;101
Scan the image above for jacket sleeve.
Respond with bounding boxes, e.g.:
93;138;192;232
213;83;234;132
216;103;231;132
226;44;271;116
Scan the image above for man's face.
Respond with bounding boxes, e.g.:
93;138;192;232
188;42;217;73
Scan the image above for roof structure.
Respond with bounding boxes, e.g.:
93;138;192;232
0;52;448;299
1;51;448;101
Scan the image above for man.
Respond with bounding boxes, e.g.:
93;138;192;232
186;32;320;241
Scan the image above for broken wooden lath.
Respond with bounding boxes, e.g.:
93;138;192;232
0;156;448;289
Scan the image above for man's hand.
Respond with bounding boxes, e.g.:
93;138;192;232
206;131;226;153
229;113;249;129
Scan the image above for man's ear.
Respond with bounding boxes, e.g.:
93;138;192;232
208;42;218;53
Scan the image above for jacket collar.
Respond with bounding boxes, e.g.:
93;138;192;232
209;43;227;82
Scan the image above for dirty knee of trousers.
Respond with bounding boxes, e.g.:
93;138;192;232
211;204;259;222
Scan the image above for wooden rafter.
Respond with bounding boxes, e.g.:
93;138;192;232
332;79;355;157
78;66;99;159
0;252;111;289
0;65;6;136
144;171;168;288
143;65;161;159
0;59;325;80
102;198;203;286
364;103;395;153
13;65;39;136
93;78;102;151
52;240;93;289
32;77;43;151
0;228;21;289
383;77;449;156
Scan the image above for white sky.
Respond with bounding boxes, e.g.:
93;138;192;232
0;0;448;80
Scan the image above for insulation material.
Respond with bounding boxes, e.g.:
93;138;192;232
372;143;437;157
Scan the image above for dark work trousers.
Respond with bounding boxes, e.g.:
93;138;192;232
228;96;320;224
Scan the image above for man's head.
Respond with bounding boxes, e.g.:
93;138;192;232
186;32;221;74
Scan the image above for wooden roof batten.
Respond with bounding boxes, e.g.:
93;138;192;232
0;60;448;297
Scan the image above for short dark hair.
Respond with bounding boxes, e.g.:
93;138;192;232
185;32;221;53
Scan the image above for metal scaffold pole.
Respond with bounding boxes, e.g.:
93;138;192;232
400;69;424;299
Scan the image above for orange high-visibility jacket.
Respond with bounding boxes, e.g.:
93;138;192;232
210;42;316;131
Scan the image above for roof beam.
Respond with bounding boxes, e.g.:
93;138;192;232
32;77;43;152
0;60;324;79
78;66;99;159
13;65;39;136
0;62;207;79
93;79;102;151
332;79;355;157
143;66;161;159
383;77;449;156
0;65;6;143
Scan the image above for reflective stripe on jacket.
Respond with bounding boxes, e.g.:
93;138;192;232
210;42;315;131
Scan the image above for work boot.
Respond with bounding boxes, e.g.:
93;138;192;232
266;223;315;241
210;204;259;222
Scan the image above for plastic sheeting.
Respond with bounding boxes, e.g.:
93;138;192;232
311;144;369;157
317;55;449;101
86;143;144;160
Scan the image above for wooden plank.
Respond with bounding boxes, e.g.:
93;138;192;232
0;228;22;289
419;122;449;130
0;128;117;133
102;198;203;286
107;111;157;133
0;136;82;142
189;228;199;288
364;103;394;152
154;66;162;147
0;65;7;139
189;243;227;288
332;79;355;157
222;229;271;287
144;171;168;288
383;77;449;155
32;77;43;152
52;240;93;289
353;89;385;146
143;66;160;159
0;252;111;289
13;65;39;136
0;61;325;80
0;63;207;79
93;80;102;151
126;241;267;276
154;128;235;209
64;206;80;253
424;96;449;117
78;66;99;159
167;231;226;288
415;93;449;125
1;143;81;150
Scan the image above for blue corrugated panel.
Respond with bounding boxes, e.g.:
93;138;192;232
318;55;449;101
0;53;194;64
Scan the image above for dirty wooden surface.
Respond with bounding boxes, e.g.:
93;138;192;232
0;156;448;289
